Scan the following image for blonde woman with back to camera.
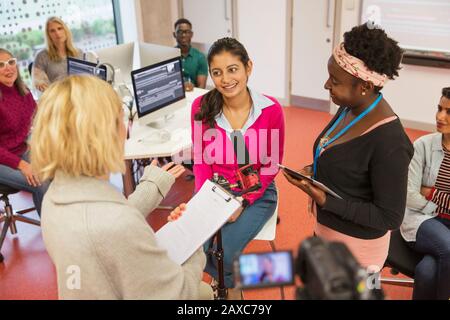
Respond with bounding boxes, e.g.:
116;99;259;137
31;75;212;300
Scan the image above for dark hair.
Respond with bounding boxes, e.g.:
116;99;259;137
174;18;192;30
194;37;250;128
442;87;450;99
343;23;404;91
0;48;29;100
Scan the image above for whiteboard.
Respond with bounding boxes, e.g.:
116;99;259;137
361;0;450;54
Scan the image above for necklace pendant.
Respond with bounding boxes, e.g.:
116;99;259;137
319;137;329;148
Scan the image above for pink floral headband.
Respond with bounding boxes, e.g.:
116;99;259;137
333;43;389;87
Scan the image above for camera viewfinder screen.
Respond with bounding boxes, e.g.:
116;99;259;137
236;251;294;289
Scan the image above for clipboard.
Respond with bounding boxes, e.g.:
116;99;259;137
278;164;343;199
155;180;242;265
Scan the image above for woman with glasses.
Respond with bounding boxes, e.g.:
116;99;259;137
0;48;48;216
32;17;82;92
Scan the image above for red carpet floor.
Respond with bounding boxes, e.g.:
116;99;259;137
0;106;429;300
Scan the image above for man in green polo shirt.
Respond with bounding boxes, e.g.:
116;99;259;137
173;18;208;89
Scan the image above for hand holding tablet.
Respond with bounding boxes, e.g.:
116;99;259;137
278;164;314;182
278;164;342;199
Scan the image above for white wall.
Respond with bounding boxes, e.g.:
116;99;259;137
236;0;289;104
339;0;450;129
118;0;179;45
383;65;449;128
118;0;141;43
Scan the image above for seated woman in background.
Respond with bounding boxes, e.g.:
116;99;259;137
32;17;82;92
283;23;413;272
0;48;47;216
191;37;285;299
401;87;450;300
31;75;212;300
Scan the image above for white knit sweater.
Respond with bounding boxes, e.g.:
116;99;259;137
41;165;206;299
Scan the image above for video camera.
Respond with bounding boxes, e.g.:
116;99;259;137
233;236;384;300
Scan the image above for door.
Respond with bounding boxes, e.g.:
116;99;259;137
181;0;233;88
181;0;233;44
291;0;335;111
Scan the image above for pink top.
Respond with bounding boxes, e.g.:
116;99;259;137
315;222;390;271
315;116;398;270
191;93;285;205
0;83;36;169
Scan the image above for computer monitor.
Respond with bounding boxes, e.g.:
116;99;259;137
131;56;186;127
96;42;135;85
94;42;181;87
67;57;107;81
138;42;181;69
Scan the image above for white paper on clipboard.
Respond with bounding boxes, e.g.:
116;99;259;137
155;180;242;265
278;164;343;199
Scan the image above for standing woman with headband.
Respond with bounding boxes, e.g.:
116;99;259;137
283;24;413;271
32;17;83;92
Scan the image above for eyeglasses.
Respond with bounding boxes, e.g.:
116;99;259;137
176;30;193;36
0;58;17;69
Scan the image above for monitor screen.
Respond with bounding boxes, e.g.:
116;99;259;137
96;42;135;85
131;56;185;118
234;251;295;289
360;0;450;62
67;57;107;81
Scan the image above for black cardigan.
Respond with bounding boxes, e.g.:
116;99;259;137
314;108;414;239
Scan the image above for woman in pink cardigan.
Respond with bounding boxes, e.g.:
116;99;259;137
190;38;285;298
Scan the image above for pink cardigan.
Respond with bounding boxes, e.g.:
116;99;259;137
191;94;285;205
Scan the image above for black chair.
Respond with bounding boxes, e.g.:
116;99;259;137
381;230;424;287
0;184;40;263
28;62;33;77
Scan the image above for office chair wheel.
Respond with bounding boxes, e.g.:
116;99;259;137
390;268;400;276
0;253;3;263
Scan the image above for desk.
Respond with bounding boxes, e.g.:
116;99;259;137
122;87;208;197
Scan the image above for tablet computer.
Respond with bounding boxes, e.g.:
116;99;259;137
278;164;314;182
278;164;342;199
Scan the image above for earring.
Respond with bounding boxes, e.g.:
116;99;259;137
362;91;366;96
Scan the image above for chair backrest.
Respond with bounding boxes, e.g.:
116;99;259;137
385;229;423;278
28;62;33;77
253;201;278;241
